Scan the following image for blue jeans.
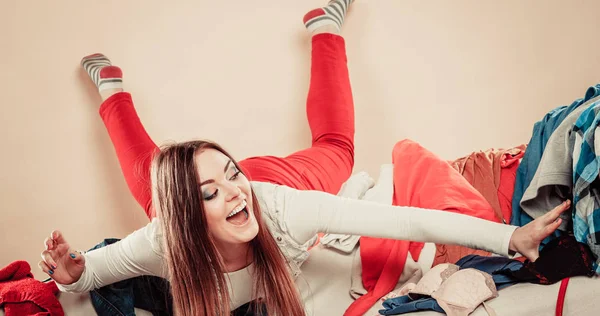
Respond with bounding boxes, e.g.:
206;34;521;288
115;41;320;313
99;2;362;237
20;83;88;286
89;238;266;315
88;238;172;316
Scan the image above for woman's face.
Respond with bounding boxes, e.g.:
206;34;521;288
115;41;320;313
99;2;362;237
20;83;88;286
194;148;259;247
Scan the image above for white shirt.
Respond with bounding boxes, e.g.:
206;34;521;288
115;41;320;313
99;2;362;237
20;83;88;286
57;169;517;310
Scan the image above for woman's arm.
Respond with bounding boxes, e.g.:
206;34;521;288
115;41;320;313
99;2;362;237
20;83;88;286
56;219;167;293
275;186;570;260
279;186;515;256
277;185;567;259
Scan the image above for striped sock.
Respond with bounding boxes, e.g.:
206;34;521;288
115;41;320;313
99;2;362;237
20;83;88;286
81;53;123;92
303;0;354;33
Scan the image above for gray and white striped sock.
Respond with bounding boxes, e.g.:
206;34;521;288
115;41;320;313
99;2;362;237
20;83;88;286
81;54;123;92
303;0;354;33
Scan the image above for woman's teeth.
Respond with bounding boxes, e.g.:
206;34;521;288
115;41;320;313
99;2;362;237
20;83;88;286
227;200;247;218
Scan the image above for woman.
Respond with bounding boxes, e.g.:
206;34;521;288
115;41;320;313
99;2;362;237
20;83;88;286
38;1;568;315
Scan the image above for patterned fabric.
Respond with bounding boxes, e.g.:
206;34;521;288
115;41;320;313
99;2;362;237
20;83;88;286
572;100;600;272
512;84;600;229
303;0;354;33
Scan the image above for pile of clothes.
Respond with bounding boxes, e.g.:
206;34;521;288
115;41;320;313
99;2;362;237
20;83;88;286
512;84;600;271
374;84;600;316
5;86;600;316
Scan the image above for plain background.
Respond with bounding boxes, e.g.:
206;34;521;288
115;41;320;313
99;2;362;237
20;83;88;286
2;0;600;280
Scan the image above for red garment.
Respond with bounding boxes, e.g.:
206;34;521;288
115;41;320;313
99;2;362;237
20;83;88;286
497;148;523;224
450;145;526;223
344;140;500;316
0;261;63;316
431;145;526;267
99;34;354;219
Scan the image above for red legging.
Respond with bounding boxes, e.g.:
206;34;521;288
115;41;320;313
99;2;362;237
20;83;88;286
98;34;355;219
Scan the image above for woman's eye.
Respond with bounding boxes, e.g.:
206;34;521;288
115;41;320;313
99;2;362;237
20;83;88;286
204;190;218;201
230;170;241;181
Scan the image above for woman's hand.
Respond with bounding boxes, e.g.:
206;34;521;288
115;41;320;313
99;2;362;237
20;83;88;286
509;200;571;261
38;230;85;285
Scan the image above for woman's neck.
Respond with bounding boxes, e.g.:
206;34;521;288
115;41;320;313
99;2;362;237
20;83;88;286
218;242;254;272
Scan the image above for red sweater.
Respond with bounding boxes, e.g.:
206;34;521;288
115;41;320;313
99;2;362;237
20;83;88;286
0;261;63;316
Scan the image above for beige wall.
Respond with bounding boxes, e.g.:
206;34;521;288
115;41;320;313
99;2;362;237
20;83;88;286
2;0;600;280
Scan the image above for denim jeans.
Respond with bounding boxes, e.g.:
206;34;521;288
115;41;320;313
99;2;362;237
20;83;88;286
88;238;266;315
88;238;172;316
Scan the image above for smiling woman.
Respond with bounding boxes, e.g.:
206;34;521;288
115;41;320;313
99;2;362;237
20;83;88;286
40;138;568;315
152;141;302;316
42;1;359;314
36;0;572;315
155;143;262;274
197;154;253;233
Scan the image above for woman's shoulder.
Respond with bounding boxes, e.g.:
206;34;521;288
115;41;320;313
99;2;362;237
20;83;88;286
133;217;165;256
249;181;279;214
249;181;301;214
249;181;313;273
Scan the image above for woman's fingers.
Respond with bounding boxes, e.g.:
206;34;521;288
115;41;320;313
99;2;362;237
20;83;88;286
44;237;54;251
51;230;68;245
542;200;571;225
543;217;563;237
37;260;54;276
69;250;85;265
40;250;58;270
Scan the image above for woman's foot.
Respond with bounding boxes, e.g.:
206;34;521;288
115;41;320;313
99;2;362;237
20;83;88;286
303;0;354;35
81;53;124;101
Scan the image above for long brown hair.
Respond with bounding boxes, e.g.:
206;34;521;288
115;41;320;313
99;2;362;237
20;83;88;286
150;140;305;315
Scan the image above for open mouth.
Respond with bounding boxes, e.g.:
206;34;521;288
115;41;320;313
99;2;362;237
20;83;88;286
226;200;249;226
